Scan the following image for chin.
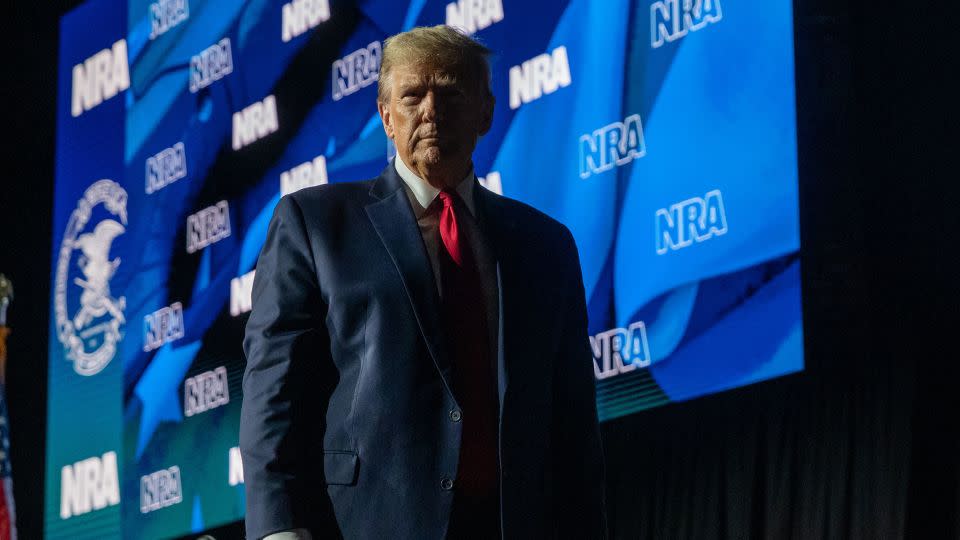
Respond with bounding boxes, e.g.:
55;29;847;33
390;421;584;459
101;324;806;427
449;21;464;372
420;148;443;165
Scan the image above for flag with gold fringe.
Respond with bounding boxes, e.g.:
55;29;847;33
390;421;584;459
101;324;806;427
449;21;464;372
0;273;16;540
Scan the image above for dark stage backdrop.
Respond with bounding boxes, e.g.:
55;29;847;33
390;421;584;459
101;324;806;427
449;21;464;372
1;1;956;539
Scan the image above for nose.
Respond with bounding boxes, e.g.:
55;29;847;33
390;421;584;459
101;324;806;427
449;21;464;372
421;90;439;122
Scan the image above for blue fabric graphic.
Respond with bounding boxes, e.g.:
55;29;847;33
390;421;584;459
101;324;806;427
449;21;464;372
494;0;628;302
133;339;202;457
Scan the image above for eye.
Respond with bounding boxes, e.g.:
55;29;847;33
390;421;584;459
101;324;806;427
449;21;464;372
400;91;422;104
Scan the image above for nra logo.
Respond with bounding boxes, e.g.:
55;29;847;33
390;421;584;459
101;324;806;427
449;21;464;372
228;447;244;486
591;321;651;380
71;39;130;117
186;200;231;254
145;141;187;195
651;0;722;49
190;38;233;93
478;171;502;195
230;270;255;317
60;451;120;519
445;0;503;34
332;41;381;101
232;95;279;150
149;0;189;40
579;114;646;179
140;466;182;513
508;46;571;110
281;155;328;196
184;366;230;417
282;0;330;43
656;189;728;254
143;301;184;352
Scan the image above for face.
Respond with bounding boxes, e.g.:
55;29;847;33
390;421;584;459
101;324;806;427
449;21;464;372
378;61;494;185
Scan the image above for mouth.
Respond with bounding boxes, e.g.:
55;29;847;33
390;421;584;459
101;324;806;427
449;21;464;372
416;126;442;140
416;135;443;146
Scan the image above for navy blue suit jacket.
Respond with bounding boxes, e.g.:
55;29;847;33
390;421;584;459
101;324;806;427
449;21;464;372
240;164;606;539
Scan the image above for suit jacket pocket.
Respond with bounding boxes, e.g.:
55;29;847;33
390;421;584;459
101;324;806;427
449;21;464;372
323;450;359;486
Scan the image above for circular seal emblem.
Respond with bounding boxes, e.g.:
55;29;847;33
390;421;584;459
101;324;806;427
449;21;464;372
55;179;128;376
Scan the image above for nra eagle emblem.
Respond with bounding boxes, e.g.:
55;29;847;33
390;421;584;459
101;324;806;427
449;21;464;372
55;179;128;376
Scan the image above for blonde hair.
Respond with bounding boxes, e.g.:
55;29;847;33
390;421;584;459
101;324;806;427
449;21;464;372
378;25;493;103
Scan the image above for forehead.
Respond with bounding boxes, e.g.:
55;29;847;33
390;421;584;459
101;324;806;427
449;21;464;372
391;61;473;88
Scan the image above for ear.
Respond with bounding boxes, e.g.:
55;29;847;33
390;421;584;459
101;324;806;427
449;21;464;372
377;100;394;140
478;93;495;136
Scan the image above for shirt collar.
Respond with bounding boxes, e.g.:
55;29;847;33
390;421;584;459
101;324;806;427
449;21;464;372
394;155;476;218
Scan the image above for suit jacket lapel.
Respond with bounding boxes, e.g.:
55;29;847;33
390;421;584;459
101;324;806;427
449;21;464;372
473;184;518;420
365;165;455;396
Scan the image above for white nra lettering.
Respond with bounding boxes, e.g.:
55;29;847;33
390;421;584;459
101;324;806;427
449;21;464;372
232;95;279;150
281;155;328;196
651;0;722;49
445;0;504;34
478;171;502;195
508;46;571;110
332;41;381;101
184;366;230;417
71;39;130;117
579;114;646;179
60;451;120;519
281;0;330;43
143;301;184;352
190;38;233;93
655;189;728;254
230;270;255;317
145;142;187;194
149;0;189;40
186;200;231;254
140;466;182;513
228;446;244;486
591;321;651;380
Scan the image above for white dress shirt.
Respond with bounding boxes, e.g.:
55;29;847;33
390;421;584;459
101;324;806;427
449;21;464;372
262;157;477;540
395;154;478;294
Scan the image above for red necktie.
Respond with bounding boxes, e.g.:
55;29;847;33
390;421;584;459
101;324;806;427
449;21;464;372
435;189;499;498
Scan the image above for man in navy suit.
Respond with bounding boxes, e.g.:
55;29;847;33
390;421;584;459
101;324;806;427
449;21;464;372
240;25;606;539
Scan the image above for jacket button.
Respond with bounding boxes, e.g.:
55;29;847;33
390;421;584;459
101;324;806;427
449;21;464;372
449;409;462;422
440;478;454;491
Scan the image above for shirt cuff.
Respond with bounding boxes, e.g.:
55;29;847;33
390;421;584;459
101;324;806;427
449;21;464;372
263;529;313;540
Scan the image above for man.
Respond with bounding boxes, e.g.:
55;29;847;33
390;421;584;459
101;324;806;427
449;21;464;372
240;25;606;539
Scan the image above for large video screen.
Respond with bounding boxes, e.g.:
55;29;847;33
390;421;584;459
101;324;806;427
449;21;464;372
48;0;802;537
